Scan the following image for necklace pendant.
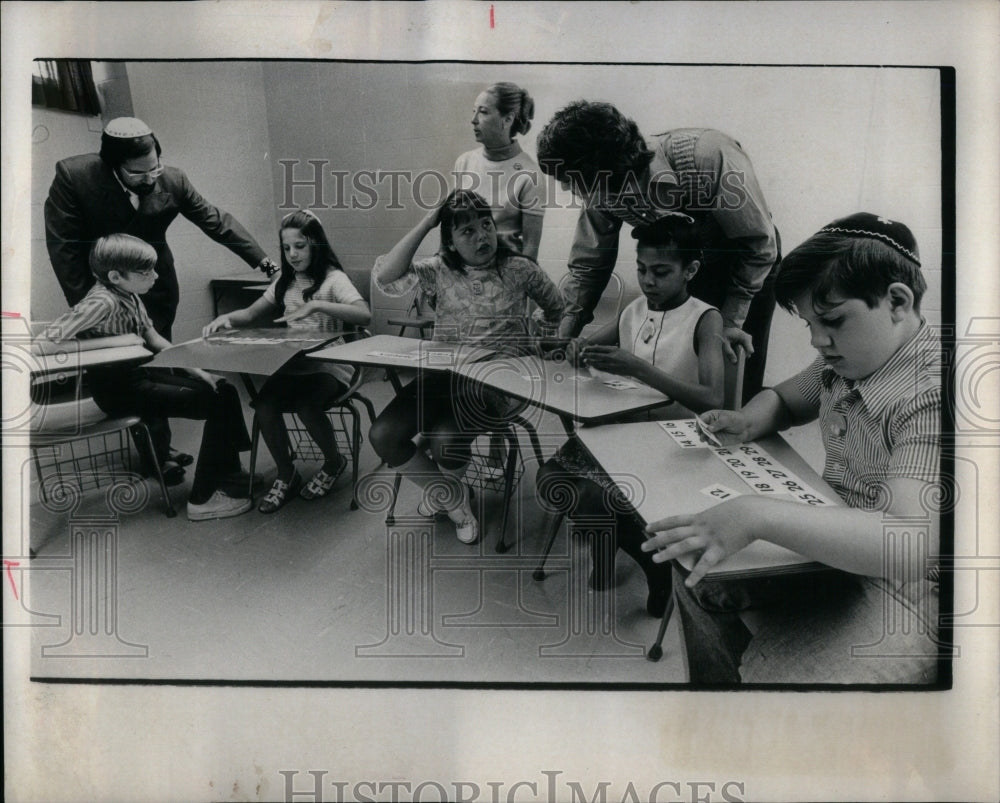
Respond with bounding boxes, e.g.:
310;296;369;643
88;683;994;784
471;279;484;295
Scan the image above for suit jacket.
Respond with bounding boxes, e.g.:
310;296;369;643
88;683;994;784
44;153;267;334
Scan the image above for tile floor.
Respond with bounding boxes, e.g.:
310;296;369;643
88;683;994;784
22;377;688;685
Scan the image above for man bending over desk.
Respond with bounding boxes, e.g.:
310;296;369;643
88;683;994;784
643;214;942;684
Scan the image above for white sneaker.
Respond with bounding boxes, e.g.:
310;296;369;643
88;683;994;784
446;488;479;544
187;490;253;521
454;514;480;545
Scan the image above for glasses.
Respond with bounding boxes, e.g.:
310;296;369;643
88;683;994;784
119;162;164;180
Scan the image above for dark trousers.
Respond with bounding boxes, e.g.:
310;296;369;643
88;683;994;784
89;368;250;501
369;373;514;470
688;231;781;403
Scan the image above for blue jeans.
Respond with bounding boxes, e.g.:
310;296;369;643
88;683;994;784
673;566;942;685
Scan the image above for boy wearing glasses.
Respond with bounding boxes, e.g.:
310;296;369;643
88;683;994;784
41;234;255;521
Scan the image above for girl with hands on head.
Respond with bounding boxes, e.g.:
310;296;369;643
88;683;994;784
204;209;371;514
369;189;563;545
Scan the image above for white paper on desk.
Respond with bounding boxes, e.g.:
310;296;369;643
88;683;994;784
658;419;704;449
367;350;419;361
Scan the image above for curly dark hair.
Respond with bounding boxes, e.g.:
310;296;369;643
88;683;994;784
631;215;705;263
274;210;345;311
536;100;653;196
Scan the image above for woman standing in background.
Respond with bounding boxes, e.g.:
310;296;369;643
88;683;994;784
452;82;545;260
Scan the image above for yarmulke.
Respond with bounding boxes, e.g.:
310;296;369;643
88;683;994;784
103;117;153;139
820;213;920;265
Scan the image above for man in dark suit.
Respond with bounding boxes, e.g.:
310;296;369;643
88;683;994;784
44;117;277;479
44;116;277;338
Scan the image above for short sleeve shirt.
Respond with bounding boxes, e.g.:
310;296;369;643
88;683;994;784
775;324;941;510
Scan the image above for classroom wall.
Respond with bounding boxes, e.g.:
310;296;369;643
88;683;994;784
123;61;278;342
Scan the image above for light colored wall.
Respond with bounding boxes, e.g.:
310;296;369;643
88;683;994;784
126;61;277;342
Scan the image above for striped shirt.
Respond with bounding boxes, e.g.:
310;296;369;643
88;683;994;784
42;282;153;342
775;324;941;510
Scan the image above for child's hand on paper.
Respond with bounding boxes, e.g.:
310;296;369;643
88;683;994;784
642;496;762;586
697;409;752;446
580;344;643;377
202;316;233;338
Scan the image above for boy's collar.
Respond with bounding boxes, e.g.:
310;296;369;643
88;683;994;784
100;279;139;300
824;321;939;415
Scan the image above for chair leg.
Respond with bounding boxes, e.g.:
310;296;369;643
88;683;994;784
349;403;361;510
129;423;176;518
532;510;566;580
31;447;49;505
247;413;261;503
495;431;520;553
646;590;677;662
511;414;545;466
355;393;378;428
385;471;403;526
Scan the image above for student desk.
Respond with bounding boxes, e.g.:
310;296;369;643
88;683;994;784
575;420;838;660
28;334;152;382
454;354;673;434
147;328;339;399
575;421;835;579
308;333;496;393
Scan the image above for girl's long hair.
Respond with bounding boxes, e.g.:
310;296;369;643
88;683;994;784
438;189;518;274
274;209;344;311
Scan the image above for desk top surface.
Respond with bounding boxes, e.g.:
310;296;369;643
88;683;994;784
148;329;336;374
309;334;495;370
20;336;152;379
454;354;672;425
576;421;838;579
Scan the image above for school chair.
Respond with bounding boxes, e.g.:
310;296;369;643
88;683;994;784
245;327;378;511
28;334;177;519
531;345;746;661
382;317;546;553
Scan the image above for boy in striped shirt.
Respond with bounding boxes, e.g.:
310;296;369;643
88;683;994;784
42;233;254;521
643;214;942;684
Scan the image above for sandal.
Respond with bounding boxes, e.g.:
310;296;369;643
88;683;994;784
416;499;439;518
300;456;348;500
258;472;301;513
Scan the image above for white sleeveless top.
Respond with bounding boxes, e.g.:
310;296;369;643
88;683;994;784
617;294;717;419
